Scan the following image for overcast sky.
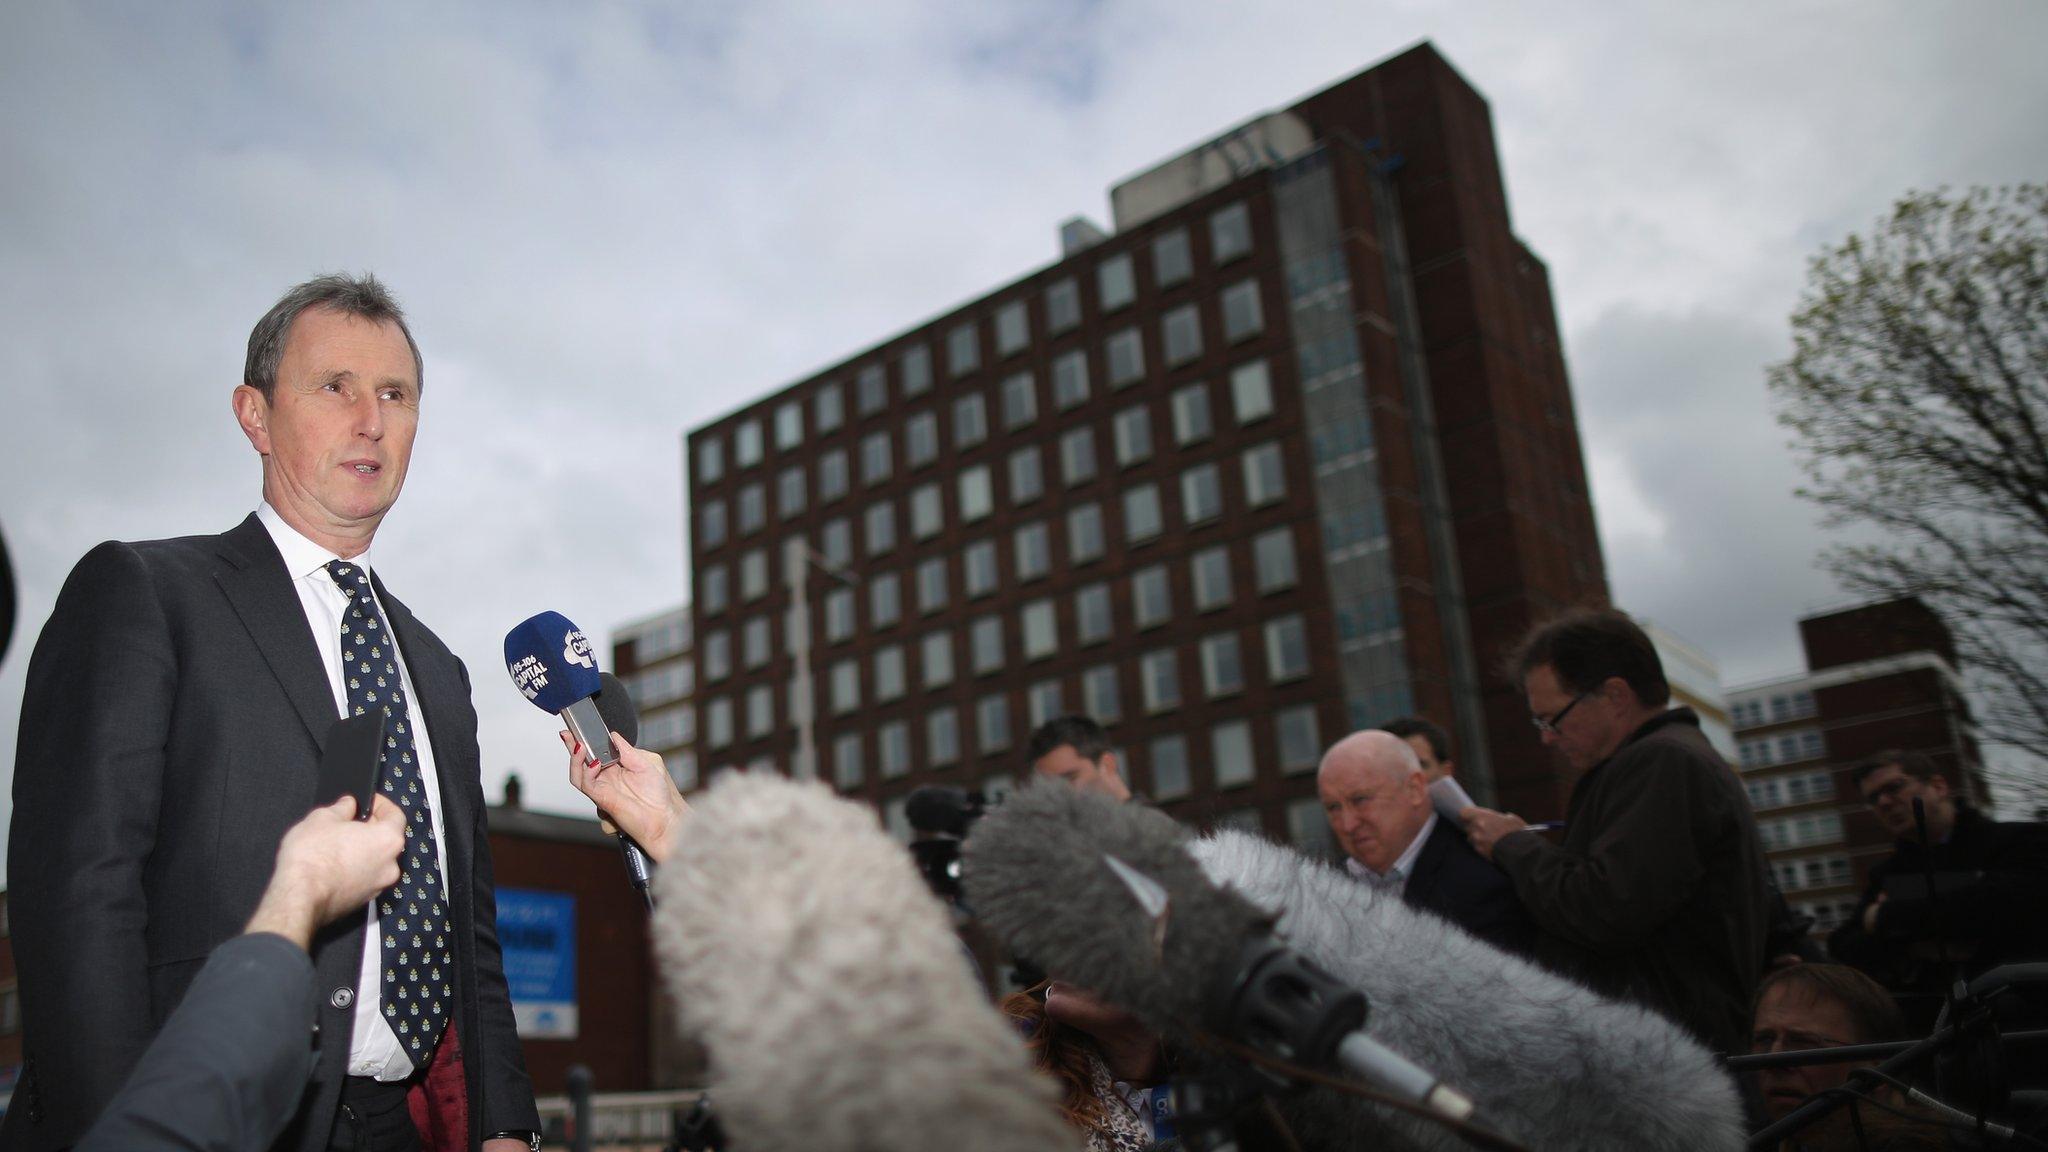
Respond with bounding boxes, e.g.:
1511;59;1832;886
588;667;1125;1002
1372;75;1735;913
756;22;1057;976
4;2;2045;866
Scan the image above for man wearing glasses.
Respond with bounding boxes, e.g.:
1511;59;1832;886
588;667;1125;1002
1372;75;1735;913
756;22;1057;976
1460;608;1771;1056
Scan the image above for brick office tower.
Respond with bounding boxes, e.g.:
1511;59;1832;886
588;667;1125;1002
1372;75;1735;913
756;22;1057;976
1728;597;1985;936
685;42;1606;845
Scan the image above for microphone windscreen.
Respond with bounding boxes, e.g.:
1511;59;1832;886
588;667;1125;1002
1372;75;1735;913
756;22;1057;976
593;672;639;746
502;611;602;714
904;784;978;838
960;780;1270;1033
651;773;1077;1152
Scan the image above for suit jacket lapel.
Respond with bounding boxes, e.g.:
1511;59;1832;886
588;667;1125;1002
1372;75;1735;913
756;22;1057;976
213;514;336;748
1403;819;1456;906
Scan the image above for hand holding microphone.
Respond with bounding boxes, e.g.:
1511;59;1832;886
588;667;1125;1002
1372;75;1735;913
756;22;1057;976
559;726;690;865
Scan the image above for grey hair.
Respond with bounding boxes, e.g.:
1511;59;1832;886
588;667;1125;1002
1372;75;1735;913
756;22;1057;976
243;273;423;400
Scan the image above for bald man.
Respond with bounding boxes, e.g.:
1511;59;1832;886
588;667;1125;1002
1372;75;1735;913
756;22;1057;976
1318;731;1536;958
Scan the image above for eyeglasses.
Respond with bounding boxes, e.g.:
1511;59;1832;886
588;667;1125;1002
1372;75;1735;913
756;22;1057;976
1531;686;1598;735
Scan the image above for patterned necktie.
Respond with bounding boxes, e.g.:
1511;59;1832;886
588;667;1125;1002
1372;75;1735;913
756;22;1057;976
326;559;454;1065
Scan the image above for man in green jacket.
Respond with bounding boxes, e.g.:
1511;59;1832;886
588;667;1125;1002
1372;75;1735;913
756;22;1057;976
1463;608;1772;1056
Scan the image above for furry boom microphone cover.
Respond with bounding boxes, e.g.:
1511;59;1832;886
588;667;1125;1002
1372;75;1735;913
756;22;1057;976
649;772;1078;1152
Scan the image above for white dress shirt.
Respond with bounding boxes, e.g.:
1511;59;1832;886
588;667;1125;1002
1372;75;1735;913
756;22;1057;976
1344;811;1438;896
257;503;451;1080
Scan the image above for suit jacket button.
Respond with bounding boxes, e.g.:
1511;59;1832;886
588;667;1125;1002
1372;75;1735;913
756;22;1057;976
331;986;355;1009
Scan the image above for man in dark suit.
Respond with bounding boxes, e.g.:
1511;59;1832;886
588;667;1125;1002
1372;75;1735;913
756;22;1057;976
6;275;540;1152
1317;730;1536;957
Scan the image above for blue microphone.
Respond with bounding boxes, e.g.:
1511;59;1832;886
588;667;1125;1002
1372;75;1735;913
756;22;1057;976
505;611;654;900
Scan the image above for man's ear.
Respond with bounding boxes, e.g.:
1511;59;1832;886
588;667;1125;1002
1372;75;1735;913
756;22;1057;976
1101;751;1122;781
1928;773;1953;799
233;385;272;455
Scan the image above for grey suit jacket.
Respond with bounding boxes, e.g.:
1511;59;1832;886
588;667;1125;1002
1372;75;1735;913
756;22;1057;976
4;514;537;1152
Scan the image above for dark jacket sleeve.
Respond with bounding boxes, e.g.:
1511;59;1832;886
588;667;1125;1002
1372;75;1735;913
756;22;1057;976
1492;745;1712;953
9;543;175;1136
76;934;317;1152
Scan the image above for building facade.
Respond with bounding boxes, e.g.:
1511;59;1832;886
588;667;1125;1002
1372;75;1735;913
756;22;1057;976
611;605;698;793
1728;598;1982;935
683;43;1607;845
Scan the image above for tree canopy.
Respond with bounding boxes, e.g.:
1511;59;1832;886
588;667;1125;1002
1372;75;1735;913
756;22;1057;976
1770;184;2048;801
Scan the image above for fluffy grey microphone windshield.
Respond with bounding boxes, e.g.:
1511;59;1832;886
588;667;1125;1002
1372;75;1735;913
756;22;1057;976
964;784;1745;1152
651;772;1078;1152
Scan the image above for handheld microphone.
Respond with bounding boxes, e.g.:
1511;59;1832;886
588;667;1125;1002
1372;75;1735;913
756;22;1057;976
504;612;653;902
962;783;1745;1152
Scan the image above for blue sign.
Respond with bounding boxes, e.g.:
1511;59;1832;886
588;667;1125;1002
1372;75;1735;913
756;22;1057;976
497;887;577;1039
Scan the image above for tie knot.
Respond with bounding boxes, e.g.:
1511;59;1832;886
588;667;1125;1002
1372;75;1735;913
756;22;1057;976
325;559;372;598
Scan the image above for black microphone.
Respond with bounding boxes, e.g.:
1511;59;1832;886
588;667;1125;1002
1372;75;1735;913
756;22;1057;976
962;782;1747;1152
504;612;653;903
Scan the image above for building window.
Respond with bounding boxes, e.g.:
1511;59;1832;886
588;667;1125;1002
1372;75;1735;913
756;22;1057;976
818;449;849;502
1053;350;1091;409
1171;383;1212;445
1253;526;1298;593
824;587;855;643
1153;227;1192;287
742;616;771;670
1150;735;1191;800
1068;503;1105;564
699;500;728;548
1123;484;1163;544
1266;614;1310;682
1211;201;1252;263
1192;545;1233;611
1182;463;1223;525
745;684;774;738
1000;372;1037;429
964;539;999;598
900;343;933;397
1045;277;1081;334
1141;648;1181;713
869;572;902;628
1287;797;1333;856
953;392;989;448
740;549;768;601
857;364;888;415
917;556;949;614
814;382;844;434
1075;583;1112;646
777;466;806;518
700;564;729;614
910;483;943;540
1277;705;1320;774
864;501;897;555
1022;599;1058;660
1201;632;1245;697
705;697;733;749
737;484;766;535
1061;427;1098;486
1098;252;1135;312
696;436;724;484
928;708;961;766
1083;664;1121;722
879;721;911;778
978;693;1011;753
971;614;1006;674
947;322;980;377
960;465;994;523
830;659;860;715
1132;565;1172;629
833;733;863;789
1213;720;1255;788
1231;359;1274;424
734;420;763;468
1009;446;1044;504
860;431;893;485
1222;279;1265;342
1243;442;1286;507
906;412;939;469
820;517;852;567
1028;678;1065;727
874;646;906;702
1014;521;1051;582
995;300;1029;356
1106;328;1145;388
701;629;731;682
1162;304;1203;367
922;630;955;689
1113;405;1153;466
775;401;803;451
